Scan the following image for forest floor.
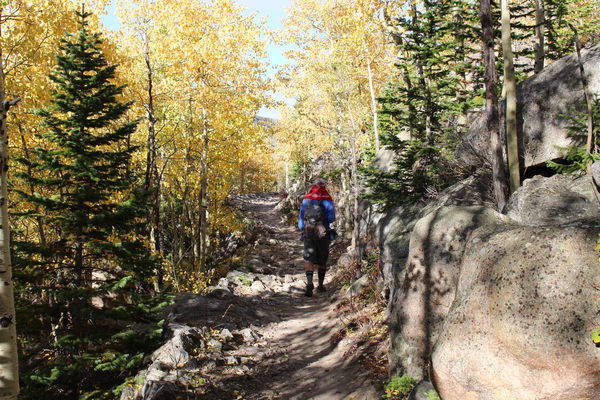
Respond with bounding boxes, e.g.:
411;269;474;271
163;192;388;399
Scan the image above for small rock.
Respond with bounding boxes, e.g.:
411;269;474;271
239;328;257;343
217;277;229;288
220;329;234;341
145;369;168;382
345;275;369;299
251;280;267;292
206;287;232;299
208;339;222;352
224;356;238;365
337;252;354;269
140;380;179;400
201;361;216;373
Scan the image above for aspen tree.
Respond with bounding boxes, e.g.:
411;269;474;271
0;8;20;398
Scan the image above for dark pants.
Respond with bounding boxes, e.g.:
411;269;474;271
303;237;330;266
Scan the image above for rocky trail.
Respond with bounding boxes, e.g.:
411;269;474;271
123;193;382;400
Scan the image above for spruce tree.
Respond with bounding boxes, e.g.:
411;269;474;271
13;9;165;399
365;0;480;207
544;0;600;62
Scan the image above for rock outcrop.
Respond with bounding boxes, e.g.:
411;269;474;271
377;171;600;398
389;206;511;380
432;219;600;400
359;169;495;299
456;43;600;170
120;292;271;400
505;173;600;225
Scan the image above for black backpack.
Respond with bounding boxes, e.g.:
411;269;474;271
302;201;327;240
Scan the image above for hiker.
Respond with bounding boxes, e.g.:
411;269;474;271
298;178;336;297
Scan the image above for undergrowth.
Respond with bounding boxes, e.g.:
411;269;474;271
330;246;390;388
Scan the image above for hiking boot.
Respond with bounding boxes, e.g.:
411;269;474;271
317;284;326;293
305;282;314;297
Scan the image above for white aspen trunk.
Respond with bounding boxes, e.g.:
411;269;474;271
198;108;209;272
501;0;521;193
0;9;20;395
366;59;379;151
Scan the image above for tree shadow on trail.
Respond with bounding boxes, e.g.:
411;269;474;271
213;290;376;400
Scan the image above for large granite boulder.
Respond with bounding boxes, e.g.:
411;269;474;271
456;43;600;170
592;160;600;189
368;171;495;297
388;206;511;379
505;173;600;226
432;220;600;399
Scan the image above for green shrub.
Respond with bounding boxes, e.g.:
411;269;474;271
382;375;416;399
424;389;441;400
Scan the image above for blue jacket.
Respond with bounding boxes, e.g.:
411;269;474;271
298;198;335;231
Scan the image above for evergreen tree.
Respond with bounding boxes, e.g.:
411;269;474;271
13;9;166;399
546;96;600;174
365;0;480;207
544;0;600;61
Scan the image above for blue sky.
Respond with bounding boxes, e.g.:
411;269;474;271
100;0;291;119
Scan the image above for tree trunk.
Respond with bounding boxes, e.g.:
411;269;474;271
143;35;161;254
285;160;289;188
0;14;20;393
568;23;595;157
501;0;521;193
0;100;19;400
366;58;379;151
143;34;162;290
340;169;352;236
534;0;546;74
480;0;509;211
345;101;362;262
197;108;209;272
349;134;361;262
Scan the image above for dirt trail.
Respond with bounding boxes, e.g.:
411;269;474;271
228;193;380;400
